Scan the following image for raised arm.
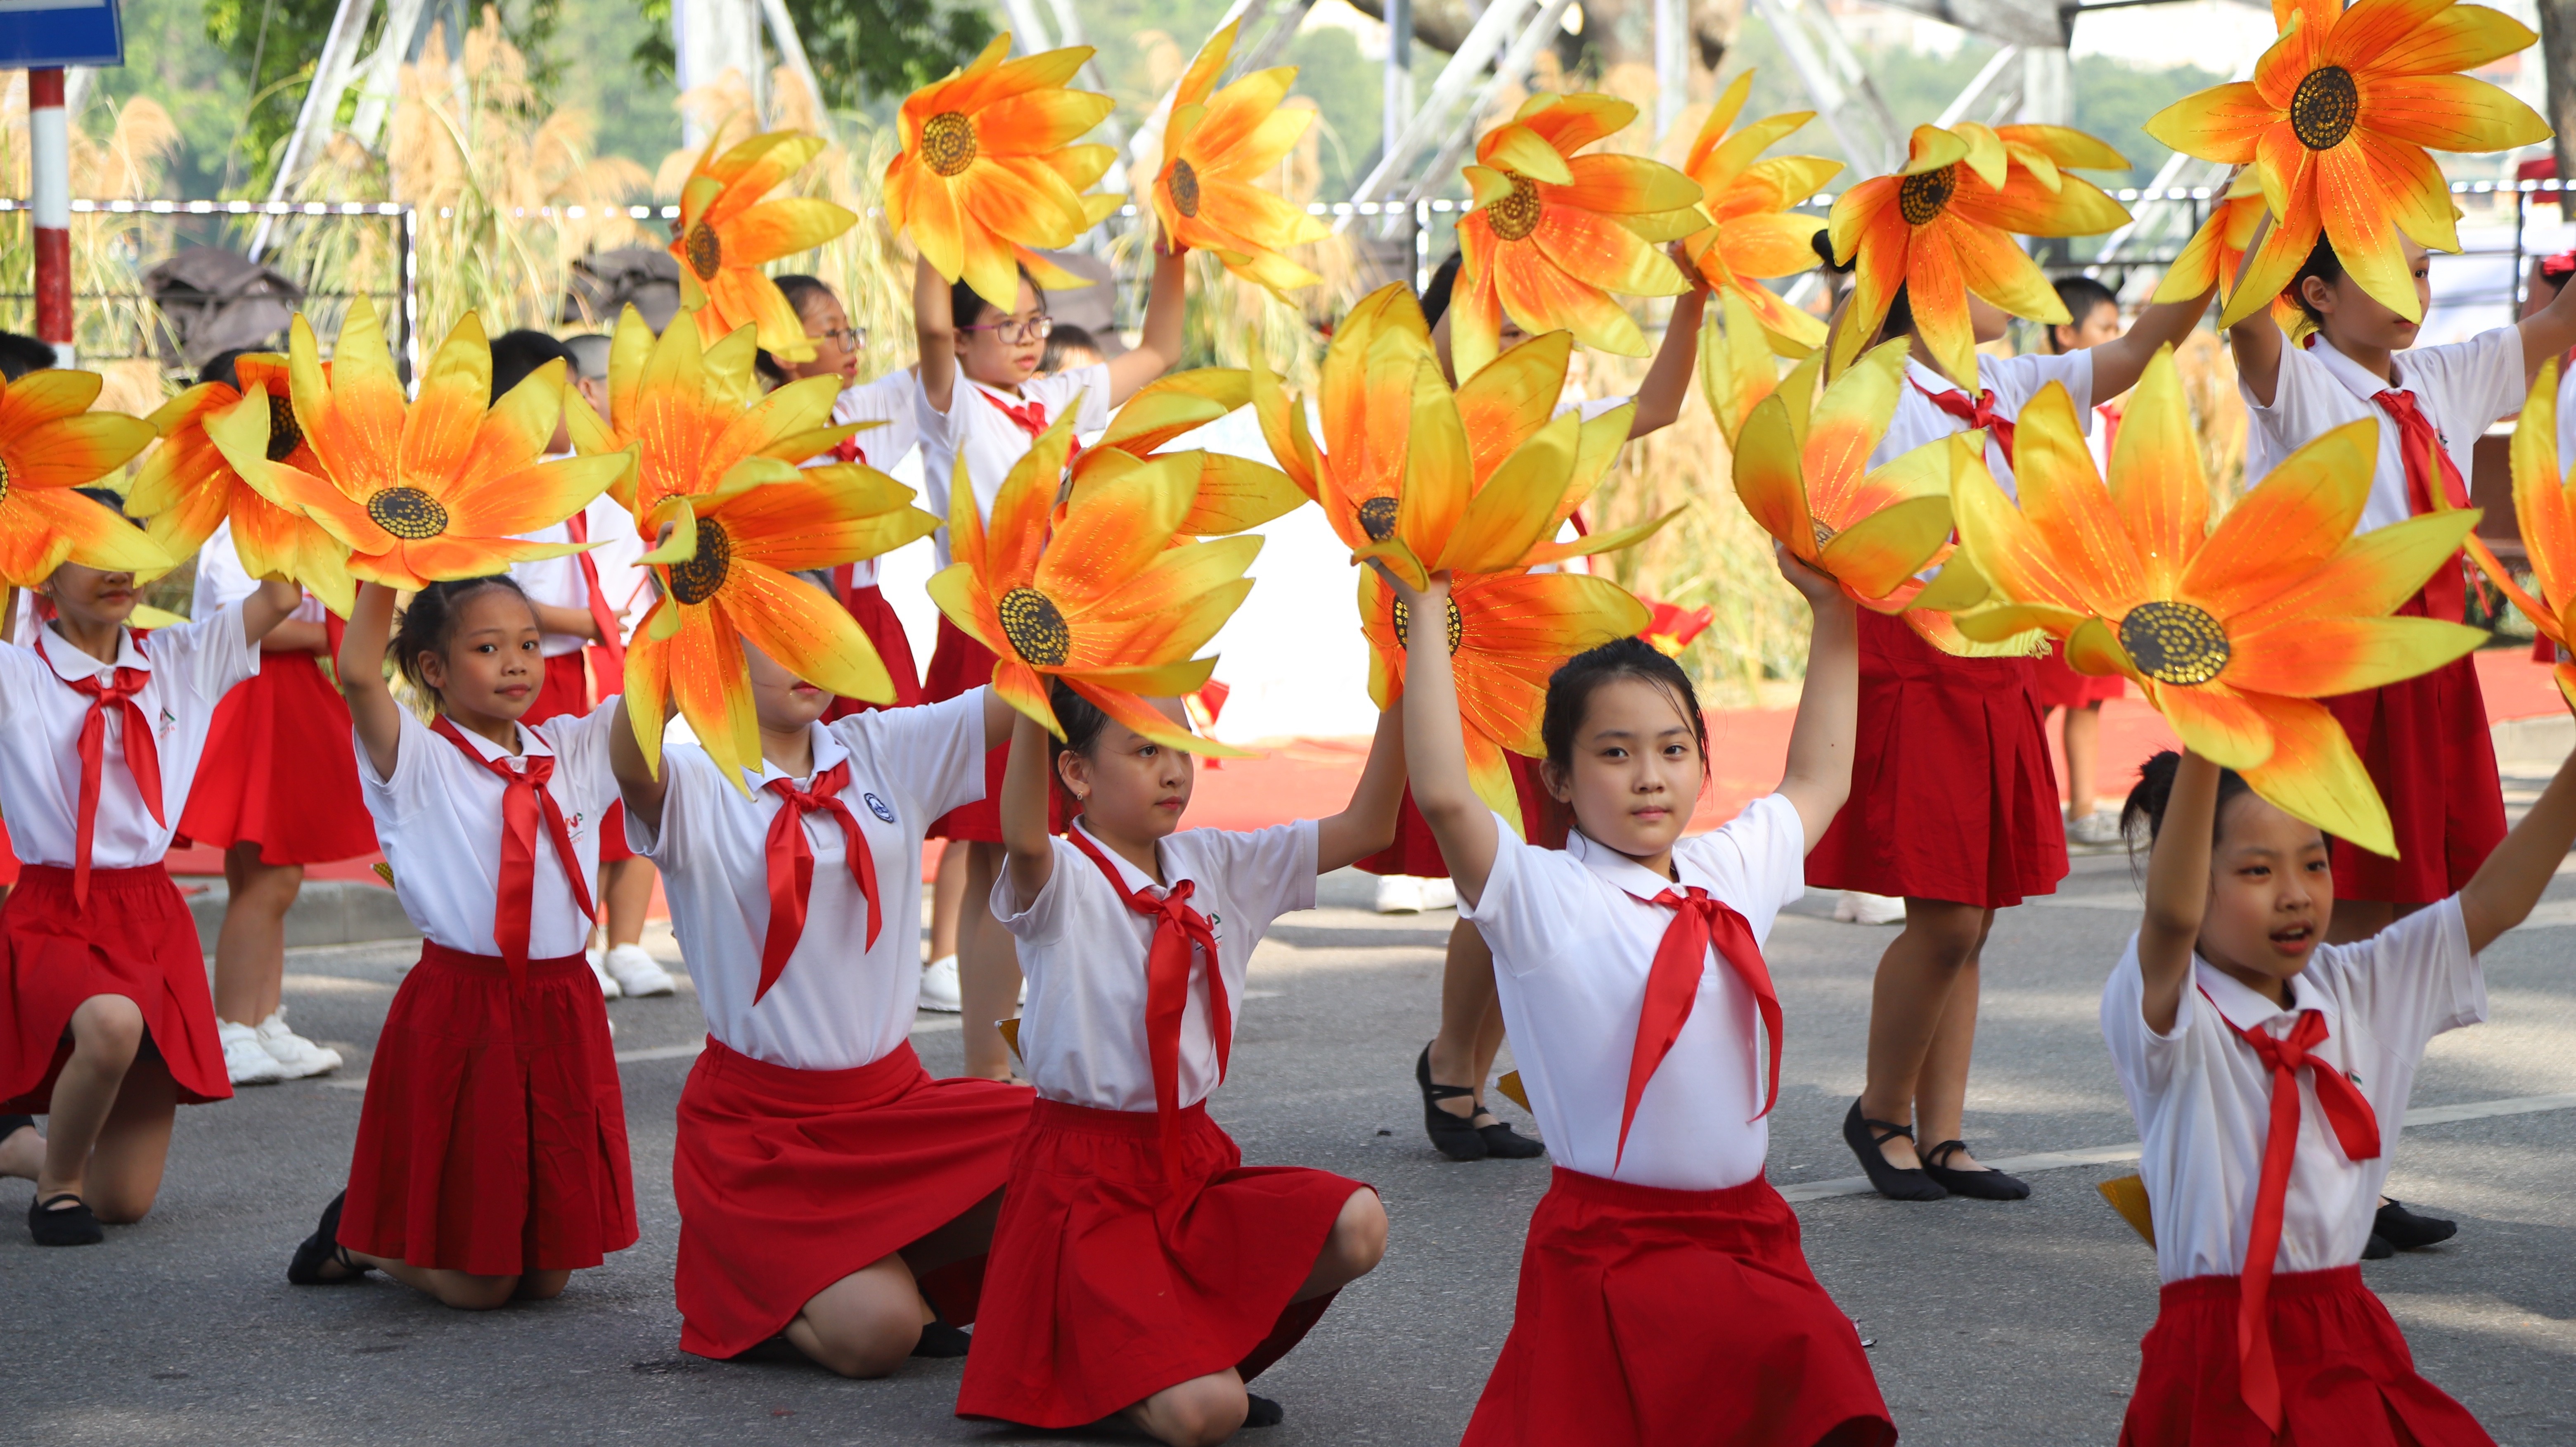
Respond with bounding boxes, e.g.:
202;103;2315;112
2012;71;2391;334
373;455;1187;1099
2088;285;2218;401
1388;569;1501;904
530;602;603;643
608;689;678;833
1104;243;1188;407
2137;751;2221;1034
338;581;405;781
240;575;306;648
999;710;1056;902
1627;273;1709;439
914;255;959;416
2519;265;2576;387
2225;209;2287;408
1316;699;1407;873
980;684;1018;751
2460;734;2576;952
1773;550;1857;849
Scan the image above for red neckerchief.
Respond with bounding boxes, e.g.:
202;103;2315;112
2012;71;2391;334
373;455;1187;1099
564;510;626;686
2097;401;2124;461
755;758;882;1002
36;630;162;906
830;435;867;465
980;387;1083;468
429;714;597;985
1615;883;1780;1167
1068;824;1231;1179
2199;984;2382;1433
1913;377;2016;461
2370;386;2473;624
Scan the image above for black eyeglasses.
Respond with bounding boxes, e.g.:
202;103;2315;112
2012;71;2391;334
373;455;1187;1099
959;315;1054;344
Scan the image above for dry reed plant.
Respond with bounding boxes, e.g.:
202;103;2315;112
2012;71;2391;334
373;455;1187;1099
0;75;182;385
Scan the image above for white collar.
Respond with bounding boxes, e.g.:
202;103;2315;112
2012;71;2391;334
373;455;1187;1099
2304;335;2412;405
1904;358;1969;397
739;722;850;792
1565;828;1695;901
2192;956;2339;1036
443;714;552;766
1071;816;1186;896
39;622;149;681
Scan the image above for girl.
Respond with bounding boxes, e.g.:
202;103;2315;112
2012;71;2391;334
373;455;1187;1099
610;593;1032;1373
1386;555;1891;1447
2031;275;2130;851
912;243;1190;1079
285;576;636;1308
2228;227;2576;943
0;493;303;1244
1817;266;2215;1202
1407;247;1711;1163
956;685;1404;1444
2106;742;2576;1444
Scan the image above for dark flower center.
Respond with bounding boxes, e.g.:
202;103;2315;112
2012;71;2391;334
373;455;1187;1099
2119;600;2231;686
1171;159;1201;218
1811;518;1837;552
922;112;978;177
999;586;1071;666
1488;174;1542;242
668;519;732;605
1898;165;1956;226
365;486;447;541
1391;594;1465;654
683;221;722;281
0;455;11;504
1357;495;1400;543
265;390;303;463
2290;66;2360;151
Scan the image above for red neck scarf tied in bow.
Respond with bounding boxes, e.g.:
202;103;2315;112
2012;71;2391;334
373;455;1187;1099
37;631;163;906
1616;885;1780;1167
2203;987;2382;1433
756;759;882;1003
981;387;1082;469
829;435;868;466
430;715;597;985
1069;825;1231;1179
1913;378;2016;462
2371;387;2473;624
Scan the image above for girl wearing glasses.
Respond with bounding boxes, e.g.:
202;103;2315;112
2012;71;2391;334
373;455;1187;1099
912;244;1193;1082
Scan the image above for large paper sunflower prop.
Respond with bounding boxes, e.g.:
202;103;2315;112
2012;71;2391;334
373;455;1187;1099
669;130;858;365
1151;20;1331;297
887;34;1119;313
1250;282;1437;579
1680;71;1842;357
1451;93;1707;381
1947;347;2485;854
930;413;1260;754
566;307;851;519
209;299;630;589
2145;0;2548;327
127;353;356;614
2462;361;2576;710
0;369;166;586
1699;287;1825;449
1734;336;1963;612
1828;123;2129;384
1061;368;1306;536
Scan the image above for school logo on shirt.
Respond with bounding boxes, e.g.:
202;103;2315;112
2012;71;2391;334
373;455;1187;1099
863;792;897;824
157;706;178;738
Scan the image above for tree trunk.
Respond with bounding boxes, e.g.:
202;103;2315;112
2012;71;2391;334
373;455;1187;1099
2541;0;2576;180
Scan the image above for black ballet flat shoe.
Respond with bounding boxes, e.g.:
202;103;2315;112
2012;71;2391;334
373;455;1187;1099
2362;1231;2395;1260
1243;1393;1285;1428
2375;1198;2458;1251
1842;1101;1946;1202
1416;1045;1489;1162
28;1192;103;1246
911;1319;971;1357
1476;1118;1547;1160
286;1191;370;1286
1921;1140;2031;1201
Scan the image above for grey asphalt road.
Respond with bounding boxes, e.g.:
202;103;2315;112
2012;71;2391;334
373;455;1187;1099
7;831;2575;1446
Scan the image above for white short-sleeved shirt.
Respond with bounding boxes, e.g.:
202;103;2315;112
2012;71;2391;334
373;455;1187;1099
919;364;1110;570
820;372;926;589
994;815;1318;1112
1871;353;2096;501
1458;794;1809;1191
2100;899;2484;1284
509;493;646;659
358;700;622;958
195;522;326;625
632;692;989;1071
0;604;260;869
2242;330;2524;534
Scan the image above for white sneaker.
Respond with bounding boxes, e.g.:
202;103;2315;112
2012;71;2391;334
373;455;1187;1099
918;955;962;1012
255;1009;342;1079
1835;890;1907;926
220;1019;287;1086
1374;875;1426;913
602;943;677;997
2066;811;2125;847
1418;878;1457;912
585;947;622;1000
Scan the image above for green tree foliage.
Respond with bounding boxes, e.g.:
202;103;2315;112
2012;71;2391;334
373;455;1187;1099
629;0;995;109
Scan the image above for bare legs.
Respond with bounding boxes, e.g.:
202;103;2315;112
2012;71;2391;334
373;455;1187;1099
782;1188;1005;1376
1122;1188;1387;1447
1424;921;1508;1125
23;994;179;1220
325;1253;573;1311
959;841;1023;1080
598;857;654;951
1856;900;1996;1173
2061;702;2103;821
213;844;301;1027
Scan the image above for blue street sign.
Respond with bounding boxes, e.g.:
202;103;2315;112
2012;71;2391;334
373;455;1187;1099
0;0;125;69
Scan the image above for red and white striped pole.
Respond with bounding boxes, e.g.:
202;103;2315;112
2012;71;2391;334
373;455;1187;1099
29;67;73;369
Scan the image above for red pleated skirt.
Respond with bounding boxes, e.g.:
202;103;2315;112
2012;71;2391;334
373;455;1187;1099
824;582;925;720
0;863;227;1111
674;1036;1033;1358
174;652;377;865
1359;757;1572;878
2119;1266;2491;1446
2029;638;2125;711
1807;609;2068;907
1462;1167;1894;1447
2321;650;2505;905
957;1098;1368;1428
337;941;637;1274
921;614;1062;841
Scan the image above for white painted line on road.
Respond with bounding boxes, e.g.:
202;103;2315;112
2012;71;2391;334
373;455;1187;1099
1778;1090;2576;1203
317;1014;967;1091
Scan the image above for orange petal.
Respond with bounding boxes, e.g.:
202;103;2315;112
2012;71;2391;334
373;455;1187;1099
2236;692;2396;857
2105;348;2210;598
2143;81;2275;163
2223;615;2487;697
731;559;897;705
2009;381;2147;616
2314;143;2420;323
2182;416;2373;616
2156;679;2276;770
